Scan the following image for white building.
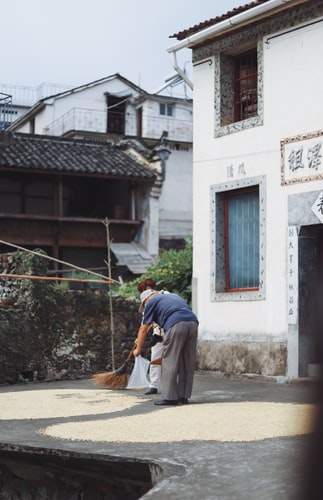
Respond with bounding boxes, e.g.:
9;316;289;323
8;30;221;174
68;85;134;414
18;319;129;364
7;74;193;266
169;0;323;379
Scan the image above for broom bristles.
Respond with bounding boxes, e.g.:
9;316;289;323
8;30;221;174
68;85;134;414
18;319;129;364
92;371;128;389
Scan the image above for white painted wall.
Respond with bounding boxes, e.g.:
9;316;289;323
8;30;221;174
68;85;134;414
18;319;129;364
159;147;193;239
34;78;140;135
192;16;323;371
140;98;193;142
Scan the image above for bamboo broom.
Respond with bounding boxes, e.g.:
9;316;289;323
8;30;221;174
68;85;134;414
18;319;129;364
92;344;136;389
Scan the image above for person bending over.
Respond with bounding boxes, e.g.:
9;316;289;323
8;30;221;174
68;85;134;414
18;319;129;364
134;289;198;406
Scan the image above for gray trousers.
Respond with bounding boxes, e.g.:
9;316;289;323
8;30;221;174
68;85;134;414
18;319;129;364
161;320;198;401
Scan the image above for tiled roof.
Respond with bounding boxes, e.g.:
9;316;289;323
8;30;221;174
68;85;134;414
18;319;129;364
0;133;156;179
170;0;270;40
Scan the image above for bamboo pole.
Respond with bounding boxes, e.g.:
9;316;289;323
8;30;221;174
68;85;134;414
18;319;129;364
0;273;112;284
103;217;116;371
0;239;120;285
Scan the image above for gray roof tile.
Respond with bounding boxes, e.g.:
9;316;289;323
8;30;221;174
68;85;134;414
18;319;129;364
0;133;156;180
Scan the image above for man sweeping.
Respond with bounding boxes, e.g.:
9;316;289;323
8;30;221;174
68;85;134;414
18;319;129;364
133;290;199;406
137;278;167;395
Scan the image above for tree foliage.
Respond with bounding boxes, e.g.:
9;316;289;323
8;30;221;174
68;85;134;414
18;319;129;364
119;238;193;303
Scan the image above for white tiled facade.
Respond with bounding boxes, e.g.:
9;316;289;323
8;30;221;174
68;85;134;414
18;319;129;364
185;1;323;378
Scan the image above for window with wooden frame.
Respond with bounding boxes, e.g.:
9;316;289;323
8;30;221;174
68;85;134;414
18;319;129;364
106;94;127;134
211;176;265;301
233;49;258;122
0;174;54;215
219;44;259;128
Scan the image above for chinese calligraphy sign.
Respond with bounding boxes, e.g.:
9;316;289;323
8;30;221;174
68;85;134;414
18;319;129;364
281;130;323;185
287;226;298;325
226;162;246;179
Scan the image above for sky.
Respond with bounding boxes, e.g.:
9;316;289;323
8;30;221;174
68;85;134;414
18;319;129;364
2;0;243;94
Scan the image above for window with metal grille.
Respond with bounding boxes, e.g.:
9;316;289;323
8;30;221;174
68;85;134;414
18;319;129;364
233;49;258;122
224;186;259;291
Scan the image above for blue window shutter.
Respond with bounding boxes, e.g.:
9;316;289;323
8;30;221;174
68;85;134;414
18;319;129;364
227;189;259;289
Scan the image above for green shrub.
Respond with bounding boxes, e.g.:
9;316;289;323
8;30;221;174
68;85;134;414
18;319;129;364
15;249;55;316
15;249;63;364
119;238;192;303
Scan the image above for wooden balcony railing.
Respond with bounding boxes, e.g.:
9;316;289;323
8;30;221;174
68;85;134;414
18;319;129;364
0;214;141;248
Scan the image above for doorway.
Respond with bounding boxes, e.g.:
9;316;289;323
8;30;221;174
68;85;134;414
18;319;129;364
298;225;323;376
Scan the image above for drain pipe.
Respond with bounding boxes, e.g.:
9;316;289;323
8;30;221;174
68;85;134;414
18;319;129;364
168;52;193;90
167;0;293;90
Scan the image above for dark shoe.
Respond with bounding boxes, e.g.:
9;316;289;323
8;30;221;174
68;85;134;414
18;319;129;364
178;398;189;405
154;399;178;406
145;387;157;395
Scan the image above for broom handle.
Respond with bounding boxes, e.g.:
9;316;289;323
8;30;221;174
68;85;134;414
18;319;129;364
126;343;137;362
